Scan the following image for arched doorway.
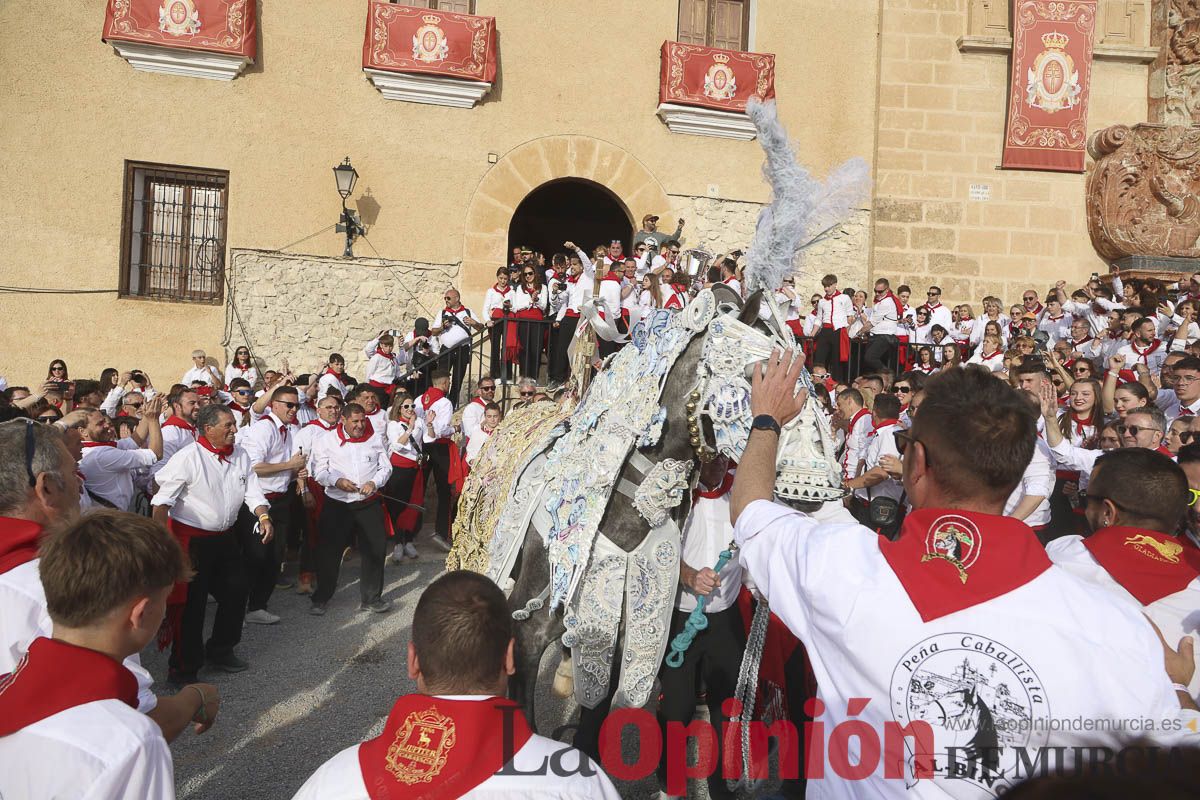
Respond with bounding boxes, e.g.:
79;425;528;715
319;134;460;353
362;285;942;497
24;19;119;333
507;179;632;262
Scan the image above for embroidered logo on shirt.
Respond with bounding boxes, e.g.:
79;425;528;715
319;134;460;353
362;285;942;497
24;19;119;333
1123;533;1183;564
921;514;981;584
385;707;456;784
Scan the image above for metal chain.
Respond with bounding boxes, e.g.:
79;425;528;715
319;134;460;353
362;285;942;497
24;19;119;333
727;595;771;794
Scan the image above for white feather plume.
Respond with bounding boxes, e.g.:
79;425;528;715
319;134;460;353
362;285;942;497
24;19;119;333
743;98;872;294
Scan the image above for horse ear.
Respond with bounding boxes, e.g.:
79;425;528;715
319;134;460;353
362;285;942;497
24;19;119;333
738;290;763;325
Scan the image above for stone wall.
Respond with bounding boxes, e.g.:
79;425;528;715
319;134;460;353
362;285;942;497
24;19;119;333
668;194;872;298
227;249;459;374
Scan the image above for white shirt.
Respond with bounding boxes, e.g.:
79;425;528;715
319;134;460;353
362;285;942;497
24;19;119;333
678;489;742;613
362;338;409;385
290;696;619;800
966;346;1006;372
312;426;392;504
317;371;351;400
181;365;218;387
1003;437;1053;528
462;397;487;441
294;420;336;472
816;293;853;331
151;442;268;531
597;273;623;320
1037;313;1072;344
733;500;1196;799
466;427;492;465
1062;298;1123;338
483;284;529;319
236;413;296;494
151;420;197;477
417;392;455;445
841;409;873;481
386;419;422;463
720;275;742;297
1047;534;1200;703
921;302;954;332
869;294;904;336
0;698;176;800
852;421;903;502
1117;339;1168;374
79;440;157;512
224;363;258;388
0;557;156;713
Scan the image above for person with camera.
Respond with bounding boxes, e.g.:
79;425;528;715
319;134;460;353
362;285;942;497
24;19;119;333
843;391;905;537
361;333;407;398
483;266;527;382
432;287;482;404
400;318;439;398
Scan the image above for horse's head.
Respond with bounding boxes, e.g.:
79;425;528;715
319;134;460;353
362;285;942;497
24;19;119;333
686;286;845;509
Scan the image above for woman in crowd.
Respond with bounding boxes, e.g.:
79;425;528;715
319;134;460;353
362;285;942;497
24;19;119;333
46;359;68;383
938;342;962;370
639;272;663;311
516;264;548;382
225;346;258;388
913;346;938;374
1101;365;1150;422
967;333;1005;372
385;392;423;563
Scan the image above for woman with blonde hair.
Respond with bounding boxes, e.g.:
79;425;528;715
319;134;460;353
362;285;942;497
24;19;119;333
639;271;663;311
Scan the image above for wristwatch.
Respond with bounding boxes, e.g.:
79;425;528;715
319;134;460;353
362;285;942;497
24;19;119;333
751;414;781;436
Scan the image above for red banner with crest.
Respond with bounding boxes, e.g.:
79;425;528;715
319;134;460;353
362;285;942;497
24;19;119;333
659;40;775;113
362;0;497;83
1001;0;1096;172
102;0;256;60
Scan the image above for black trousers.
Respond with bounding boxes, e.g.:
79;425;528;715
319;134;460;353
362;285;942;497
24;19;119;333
237;488;295;612
597;317;628;360
384;465;421;541
425;441;453;537
440;344;470;406
549;315;579;383
518;317;545;382
862;334;898;375
170;530;247;676
813;327;844;381
657;606;746;800
312;496;387;606
489;323;514;380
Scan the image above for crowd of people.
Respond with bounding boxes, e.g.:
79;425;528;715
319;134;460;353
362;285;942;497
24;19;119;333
2;223;1200;798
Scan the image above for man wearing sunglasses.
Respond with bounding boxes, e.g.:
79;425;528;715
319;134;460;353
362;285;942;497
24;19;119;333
732;359;1197;797
1046;449;1200;706
235;386;307;625
862;278;904;374
433;288;481;404
461;378;496;442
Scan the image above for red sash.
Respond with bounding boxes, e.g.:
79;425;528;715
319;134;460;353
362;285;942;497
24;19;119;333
358;695;532;800
389;454;426;533
0;516;42;575
785;318;804;338
489;287;521;361
878;508;1051;622
368;379;395;397
839;327;851;362
0;638;138;736
162;518;230;649
1083;526;1200;606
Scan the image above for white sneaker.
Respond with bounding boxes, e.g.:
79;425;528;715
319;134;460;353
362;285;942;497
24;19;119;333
388;549;404;565
404;543;419;559
244;609;280;625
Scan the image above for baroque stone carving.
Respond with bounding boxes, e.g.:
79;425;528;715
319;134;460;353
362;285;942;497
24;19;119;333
1086;123;1200;260
1163;0;1200;125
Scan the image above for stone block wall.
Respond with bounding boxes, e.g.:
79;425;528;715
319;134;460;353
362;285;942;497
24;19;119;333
227;249;459;375
668;194;872;298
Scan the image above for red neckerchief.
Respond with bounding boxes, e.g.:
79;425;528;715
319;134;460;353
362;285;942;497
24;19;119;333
261;413;290;439
444;304;465;315
374;347;395;360
323;367;347;386
878;508;1052;622
1067;411;1093;437
0;638;138;736
336;418;376;446
1071;336;1093;348
81;440;116;448
924;302;942;311
229;401;250;414
1130;339;1162;362
492;284;511;295
0;516;41;575
694;470;735;503
917;363;937;373
1155;445;1174;457
1026;303;1044;316
566;272;581;285
601;271;622;283
1083;526;1200;605
1045;314;1064;322
233;364;252;374
881;291;903;318
421;386;446;412
197;435;233;463
981;350;1002;360
306;419;337;431
358;695;532;800
470;397;486;409
723;276;739;286
162;415;196;434
870;418;899;436
848;408;871;433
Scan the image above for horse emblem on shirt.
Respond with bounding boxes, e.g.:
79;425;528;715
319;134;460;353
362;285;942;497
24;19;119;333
921;514;982;584
1123;533;1183;564
412;15;451;64
385;707;456;784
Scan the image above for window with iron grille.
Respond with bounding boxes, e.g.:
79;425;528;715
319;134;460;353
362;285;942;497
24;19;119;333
119;162;228;304
390;0;475;12
678;0;750;50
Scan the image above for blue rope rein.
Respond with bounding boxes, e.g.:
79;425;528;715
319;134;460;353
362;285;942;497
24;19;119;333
665;543;737;668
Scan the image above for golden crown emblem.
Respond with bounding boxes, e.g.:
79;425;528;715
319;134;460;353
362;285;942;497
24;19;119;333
1041;31;1070;50
712;52;731;64
422;14;441;24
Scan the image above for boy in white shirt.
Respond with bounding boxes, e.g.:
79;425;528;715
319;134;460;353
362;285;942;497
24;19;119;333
465;403;502;465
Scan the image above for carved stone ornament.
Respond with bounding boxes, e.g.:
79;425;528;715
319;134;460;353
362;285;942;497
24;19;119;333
1086;123;1200;260
1163;0;1200;126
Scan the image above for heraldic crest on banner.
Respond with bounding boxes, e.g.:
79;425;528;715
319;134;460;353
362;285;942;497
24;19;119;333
1025;31;1081;113
703;53;738;101
412;14;451;63
385;707;457;784
159;0;201;36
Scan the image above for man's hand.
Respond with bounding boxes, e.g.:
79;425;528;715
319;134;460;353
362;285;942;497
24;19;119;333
187;683;221;735
677;218;686;229
360;481;377;497
750;348;808;426
285;451;307;471
1037;380;1059;420
879;453;903;478
144;395;166;418
56;409;89;429
564;241;575;250
259;517;274;545
687;566;720;596
1149;617;1196;689
335;478;359;493
1109;354;1126;373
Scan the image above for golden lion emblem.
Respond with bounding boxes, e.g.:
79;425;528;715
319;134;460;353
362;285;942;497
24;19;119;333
1123;533;1182;564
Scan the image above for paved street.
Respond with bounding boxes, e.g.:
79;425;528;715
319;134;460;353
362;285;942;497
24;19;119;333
141;532;673;799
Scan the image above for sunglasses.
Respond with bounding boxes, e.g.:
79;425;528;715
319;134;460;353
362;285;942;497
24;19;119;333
123;401;144;408
894;385;912;394
234;389;252;396
1080;492;1134;512
236;350;249;355
35;416;58;425
1115;424;1151;437
275;401;299;410
1189;488;1200;507
50;366;65;372
444;296;453;301
480;385;496;391
520;391;535;397
894;429;932;463
927;291;939;297
401;404;414;409
1073;367;1090;374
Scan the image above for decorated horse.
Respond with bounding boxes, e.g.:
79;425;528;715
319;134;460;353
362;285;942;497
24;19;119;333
446;99;870;761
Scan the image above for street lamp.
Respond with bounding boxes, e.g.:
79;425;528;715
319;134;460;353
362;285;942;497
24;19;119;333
333;156;365;258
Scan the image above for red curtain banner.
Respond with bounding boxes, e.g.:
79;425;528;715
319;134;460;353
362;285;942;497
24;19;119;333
1001;0;1096;172
103;0;256;60
659;40;775;113
362;0;497;83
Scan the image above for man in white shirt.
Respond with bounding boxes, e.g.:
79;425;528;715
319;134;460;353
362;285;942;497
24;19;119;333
461;378;496;442
291;570;618;800
309;403;393;616
0;421;218;745
152;386;200;477
181;348;223;388
1159;355;1200;420
79;404;164;511
844;392;904;536
152;404;273;684
417;370;458;551
316;353;352;400
1046;450;1200;705
549;243;596;386
813;274;854;382
836;388;874;482
863;278;904;374
362;333;407;398
731;357;1196;798
919;285;954;332
236;386;306;625
0;511;196;800
1117;316;1168;375
434;287;484;403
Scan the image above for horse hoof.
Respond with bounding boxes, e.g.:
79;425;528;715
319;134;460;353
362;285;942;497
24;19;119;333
551;656;574;698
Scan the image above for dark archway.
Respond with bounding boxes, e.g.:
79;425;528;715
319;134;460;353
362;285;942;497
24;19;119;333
507;179;633;263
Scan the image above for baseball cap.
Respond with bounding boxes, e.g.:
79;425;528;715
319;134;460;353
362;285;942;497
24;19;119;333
642;214;659;224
